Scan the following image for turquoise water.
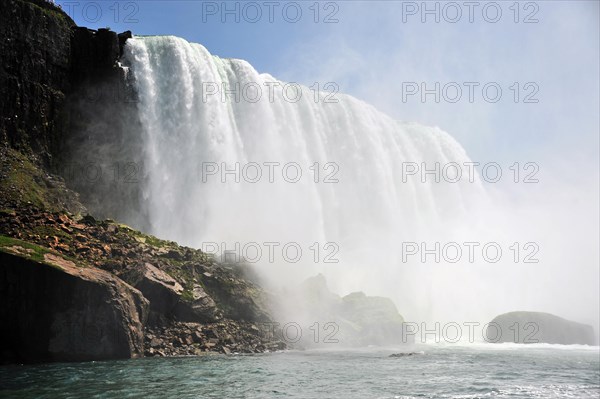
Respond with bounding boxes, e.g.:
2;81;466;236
1;344;599;398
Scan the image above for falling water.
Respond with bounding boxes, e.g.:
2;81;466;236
118;36;599;336
119;35;493;322
123;36;485;238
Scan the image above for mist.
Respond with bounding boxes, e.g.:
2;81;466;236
271;1;600;337
64;2;599;345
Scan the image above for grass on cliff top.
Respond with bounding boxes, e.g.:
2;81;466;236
115;223;174;249
0;235;85;269
115;222;213;263
0;235;50;263
25;0;74;26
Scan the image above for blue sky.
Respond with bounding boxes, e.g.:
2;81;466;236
59;0;599;169
58;0;334;72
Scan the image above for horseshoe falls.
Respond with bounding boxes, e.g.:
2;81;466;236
120;35;493;323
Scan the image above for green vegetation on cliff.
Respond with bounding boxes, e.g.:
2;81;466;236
0;148;85;214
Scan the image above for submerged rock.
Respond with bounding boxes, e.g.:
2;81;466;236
0;244;148;363
485;311;596;345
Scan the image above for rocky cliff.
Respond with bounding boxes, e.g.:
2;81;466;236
0;238;148;362
0;0;284;363
0;0;144;222
0;207;285;362
0;0;74;163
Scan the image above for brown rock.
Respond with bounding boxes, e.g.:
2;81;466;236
192;331;203;343
0;248;148;363
122;262;183;318
175;284;221;323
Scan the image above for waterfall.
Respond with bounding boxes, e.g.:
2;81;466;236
121;35;491;321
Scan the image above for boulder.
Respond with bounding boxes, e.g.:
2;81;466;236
122;262;183;317
175;283;222;323
199;266;272;322
485;311;596;345
0;244;148;363
123;263;222;324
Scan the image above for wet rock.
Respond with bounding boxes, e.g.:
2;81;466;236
175;283;222;323
117;30;132;57
122;262;183;319
0;247;148;363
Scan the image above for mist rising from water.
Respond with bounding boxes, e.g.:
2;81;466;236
116;35;598;337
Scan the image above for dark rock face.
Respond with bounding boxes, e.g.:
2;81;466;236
62;31;146;229
71;27;120;82
63;24;146;228
485;311;596;345
0;0;75;161
0;247;148;363
0;0;145;227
